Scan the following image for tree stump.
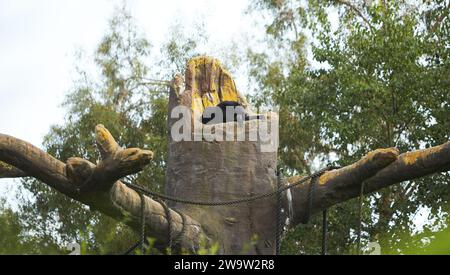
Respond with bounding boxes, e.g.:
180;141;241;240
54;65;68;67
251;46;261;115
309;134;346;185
165;56;279;254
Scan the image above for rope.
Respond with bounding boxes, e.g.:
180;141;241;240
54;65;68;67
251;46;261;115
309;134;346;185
356;181;365;255
140;193;146;254
322;209;327;255
123;194;187;255
156;198;173;254
305;174;318;223
122;165;340;255
123;192;146;255
122;166;339;207
123;241;140;255
305;170;331;255
275;169;283;255
172;208;187;252
153;199;187;254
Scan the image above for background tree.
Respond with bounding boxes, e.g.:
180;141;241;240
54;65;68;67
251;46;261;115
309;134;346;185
247;0;449;254
4;5;246;255
10;7;209;254
0;198;62;254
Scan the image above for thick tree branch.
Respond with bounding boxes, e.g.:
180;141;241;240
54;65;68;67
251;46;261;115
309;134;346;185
288;142;450;226
0;125;206;253
0;161;27;178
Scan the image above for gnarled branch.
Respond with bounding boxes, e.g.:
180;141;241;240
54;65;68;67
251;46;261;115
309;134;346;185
0;125;207;253
288;142;450;226
0;161;27;178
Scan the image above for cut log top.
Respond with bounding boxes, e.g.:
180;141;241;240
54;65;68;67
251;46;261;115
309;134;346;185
173;56;249;115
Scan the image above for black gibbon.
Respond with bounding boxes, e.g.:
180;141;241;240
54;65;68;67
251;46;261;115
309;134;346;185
201;101;263;125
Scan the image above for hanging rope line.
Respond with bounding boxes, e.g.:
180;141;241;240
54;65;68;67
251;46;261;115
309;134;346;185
123;193;188;255
122;165;340;255
123;192;146;255
305;173;329;255
356;181;365;255
123;240;141;255
157;198;173;254
322;209;328;255
305;174;317;223
275;169;283;255
173;207;187;252
140;193;146;254
153;198;187;255
304;173;367;255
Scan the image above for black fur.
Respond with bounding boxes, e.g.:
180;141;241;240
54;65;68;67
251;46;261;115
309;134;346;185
201;101;263;125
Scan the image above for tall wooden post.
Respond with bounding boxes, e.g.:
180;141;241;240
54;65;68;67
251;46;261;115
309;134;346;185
165;57;279;254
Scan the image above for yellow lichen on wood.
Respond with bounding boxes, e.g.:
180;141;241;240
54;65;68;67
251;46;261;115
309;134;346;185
318;170;342;185
201;92;220;108
184;56;243;114
364;148;399;164
219;70;239;102
318;148;399;185
95;124;120;156
0;160;13;170
0;160;26;178
402;145;442;165
0;161;16;172
287;174;302;184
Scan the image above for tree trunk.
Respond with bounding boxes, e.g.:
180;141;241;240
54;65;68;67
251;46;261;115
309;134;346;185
165;140;278;254
165;57;279;254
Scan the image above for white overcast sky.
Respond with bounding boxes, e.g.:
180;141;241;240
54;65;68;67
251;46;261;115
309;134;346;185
0;0;255;204
0;0;253;145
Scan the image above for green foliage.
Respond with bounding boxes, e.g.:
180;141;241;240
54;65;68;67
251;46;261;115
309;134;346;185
14;6;207;254
196;237;220;256
0;199;62;254
158;22;209;78
248;0;449;254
